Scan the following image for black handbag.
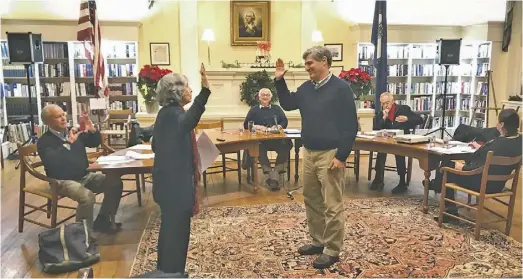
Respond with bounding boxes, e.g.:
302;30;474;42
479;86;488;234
38;220;100;274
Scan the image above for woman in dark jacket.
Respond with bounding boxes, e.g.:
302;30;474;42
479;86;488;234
151;64;211;275
431;109;522;221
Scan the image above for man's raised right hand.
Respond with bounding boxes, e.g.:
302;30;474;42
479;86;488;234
275;58;288;80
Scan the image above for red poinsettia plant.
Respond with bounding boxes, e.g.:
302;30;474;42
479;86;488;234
256;41;271;57
338;67;373;100
137;65;172;103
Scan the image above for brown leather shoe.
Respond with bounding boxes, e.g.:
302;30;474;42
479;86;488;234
298;244;324;255
313;253;340;269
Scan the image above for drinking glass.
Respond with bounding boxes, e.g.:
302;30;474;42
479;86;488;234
429;136;436;147
248;121;255;135
239;126;244;135
443;136;450;149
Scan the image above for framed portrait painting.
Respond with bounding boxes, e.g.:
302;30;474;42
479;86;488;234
150;42;170;65
230;1;270;46
324;43;343;62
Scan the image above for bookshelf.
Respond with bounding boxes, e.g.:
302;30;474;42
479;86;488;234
357;41;492;129
1;39;138;127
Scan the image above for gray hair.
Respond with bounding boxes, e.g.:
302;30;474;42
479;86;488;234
156;73;188;106
302;46;332;67
41;104;61;125
258;88;272;97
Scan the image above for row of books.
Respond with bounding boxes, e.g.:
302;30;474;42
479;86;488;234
388;65;408;76
42;42;69;59
108;64;136;77
3;65;34;78
435;82;460;94
73;42;137;59
108;82;136;96
5;123;49;144
459;116;470;125
477;63;489;77
436;97;456;111
388;82;407;94
411;45;436;59
460;98;472;110
411;96;432;111
412;64;434;76
41;82;71;97
38;63;70;78
3;84;37;98
433;116;455;128
109;101;138;112
411;82;433;94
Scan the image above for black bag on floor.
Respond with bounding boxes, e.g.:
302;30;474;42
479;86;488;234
38;220;100;274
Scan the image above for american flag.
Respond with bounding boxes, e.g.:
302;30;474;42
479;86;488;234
77;0;109;98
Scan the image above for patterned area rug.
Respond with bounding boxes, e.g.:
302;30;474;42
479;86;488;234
130;197;522;278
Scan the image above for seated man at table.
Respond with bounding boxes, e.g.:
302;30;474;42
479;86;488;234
37;104;123;233
371;92;423;193
243;88;292;190
430;108;522;222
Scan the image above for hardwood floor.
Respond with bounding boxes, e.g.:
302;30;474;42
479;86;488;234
1;154;521;278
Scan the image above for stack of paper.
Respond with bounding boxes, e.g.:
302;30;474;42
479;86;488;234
196;131;221;173
284;129;301;134
96;155;135;165
125;151;155;160
430;146;476;154
129;144;152;150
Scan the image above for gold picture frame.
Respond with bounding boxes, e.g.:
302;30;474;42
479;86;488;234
230;0;271;46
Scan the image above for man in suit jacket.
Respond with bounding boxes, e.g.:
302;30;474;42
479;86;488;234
372;92;423;193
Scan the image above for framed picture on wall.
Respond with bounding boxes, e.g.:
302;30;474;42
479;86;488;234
150;42;170;65
324;43;343;61
230;1;271;46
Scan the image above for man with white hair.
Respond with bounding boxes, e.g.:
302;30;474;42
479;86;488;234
372;92;423;193
37;104;123;233
243;88;292;190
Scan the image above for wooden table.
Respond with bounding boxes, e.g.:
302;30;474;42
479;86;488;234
88;129;288;193
89;130;472;213
292;136;472;213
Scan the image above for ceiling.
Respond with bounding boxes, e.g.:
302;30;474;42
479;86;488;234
0;0;508;25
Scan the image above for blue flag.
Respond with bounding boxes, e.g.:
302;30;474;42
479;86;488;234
371;0;388;115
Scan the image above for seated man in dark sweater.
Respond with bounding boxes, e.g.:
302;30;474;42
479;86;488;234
371;92;423;193
431;108;522;222
243;88;292;190
37;104;123;233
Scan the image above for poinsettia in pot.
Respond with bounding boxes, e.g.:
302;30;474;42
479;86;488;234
338;68;373;107
138;65;172;113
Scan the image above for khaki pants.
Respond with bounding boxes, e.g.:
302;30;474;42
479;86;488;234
302;148;345;257
56;173;123;228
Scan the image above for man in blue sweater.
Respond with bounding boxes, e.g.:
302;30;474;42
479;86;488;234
274;46;358;269
243;88;292;190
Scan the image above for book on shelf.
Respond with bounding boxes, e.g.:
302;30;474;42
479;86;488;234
411;45;435;59
6;123;49;144
387;45;409;59
358;45;373;60
472;118;485;128
436;65;459;76
436;97;456;110
38;63;69;78
436;81;459;94
433;116;455;128
459;116;470;125
41;82;71;97
42;42;68;59
0;42;8;58
476;82;488;95
75;64;93;77
3;65;34;78
108;64;136;77
478;44;490;58
4;84;37;97
460;81;471;94
460;98;471;110
476;63;489;76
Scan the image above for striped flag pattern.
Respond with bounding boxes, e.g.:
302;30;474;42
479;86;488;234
371;0;388;114
77;0;109;98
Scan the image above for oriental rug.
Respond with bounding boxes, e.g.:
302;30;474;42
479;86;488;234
130;197;522;278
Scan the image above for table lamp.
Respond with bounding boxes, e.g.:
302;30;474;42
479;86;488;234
201;29;215;66
311;30;324;45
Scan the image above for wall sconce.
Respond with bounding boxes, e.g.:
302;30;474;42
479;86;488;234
201;29;215;66
311;30;324;45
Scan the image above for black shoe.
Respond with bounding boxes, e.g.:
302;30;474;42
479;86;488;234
391;181;407;194
298;244;324;255
370;179;384;191
313;253;340;269
93;216;122;234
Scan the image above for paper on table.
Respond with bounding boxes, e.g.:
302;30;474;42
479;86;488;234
284;129;301;134
129;144;152;150
125;150;155;159
96;155;135;165
357;134;376;139
286;133;301;138
196;131;220;174
430;146;476;154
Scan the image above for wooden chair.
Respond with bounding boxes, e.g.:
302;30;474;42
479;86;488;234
100;109;133;149
196;120;241;187
438;151;521;240
18;143;102;232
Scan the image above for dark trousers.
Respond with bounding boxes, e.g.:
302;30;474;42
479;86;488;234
433;161;503;208
258;139;292;169
374;153;406;181
157;203;192;274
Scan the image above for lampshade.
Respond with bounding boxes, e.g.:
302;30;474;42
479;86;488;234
201;29;215;42
311;30;324;43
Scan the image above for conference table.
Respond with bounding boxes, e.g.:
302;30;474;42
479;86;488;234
88;129;472;214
